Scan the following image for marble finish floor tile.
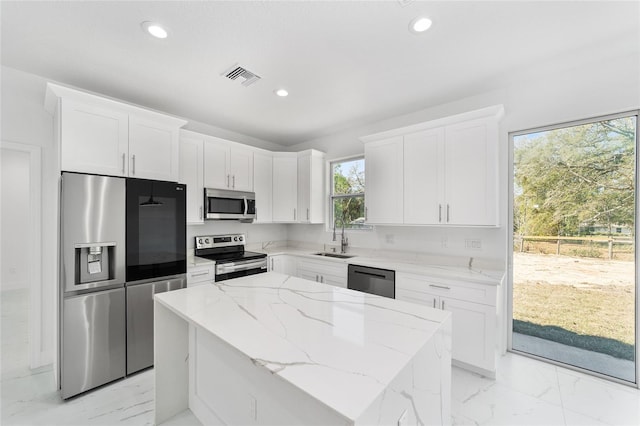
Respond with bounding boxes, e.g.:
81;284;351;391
453;353;640;426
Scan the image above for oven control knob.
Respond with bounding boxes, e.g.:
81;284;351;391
198;238;203;245
205;238;210;244
234;236;238;241
239;236;243;241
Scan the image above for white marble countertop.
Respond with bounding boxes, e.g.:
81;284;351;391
186;255;215;268
258;246;504;285
154;272;451;422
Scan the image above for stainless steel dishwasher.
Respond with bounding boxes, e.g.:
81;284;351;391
347;265;395;299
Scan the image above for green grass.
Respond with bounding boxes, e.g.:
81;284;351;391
513;281;635;361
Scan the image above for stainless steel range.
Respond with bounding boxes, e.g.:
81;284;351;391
194;234;267;281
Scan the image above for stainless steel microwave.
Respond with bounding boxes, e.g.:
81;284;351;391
204;188;256;222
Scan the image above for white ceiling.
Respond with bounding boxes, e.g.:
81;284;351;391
2;1;638;146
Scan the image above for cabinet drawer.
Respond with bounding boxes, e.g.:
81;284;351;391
396;272;496;306
296;258;347;278
187;265;214;286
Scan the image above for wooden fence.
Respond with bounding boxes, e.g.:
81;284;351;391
514;235;634;261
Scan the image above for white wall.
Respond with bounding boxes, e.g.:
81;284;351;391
1;149;31;290
287;35;640;265
1;66;55;366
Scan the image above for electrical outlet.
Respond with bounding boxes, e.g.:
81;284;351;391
441;237;448;248
385;234;395;244
465;239;482;250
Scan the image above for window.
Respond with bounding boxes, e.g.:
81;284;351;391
330;157;370;230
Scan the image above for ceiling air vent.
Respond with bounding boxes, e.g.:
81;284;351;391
222;64;261;87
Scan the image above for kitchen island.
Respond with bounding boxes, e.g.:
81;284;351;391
154;272;452;425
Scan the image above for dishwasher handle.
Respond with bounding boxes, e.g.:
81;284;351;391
353;270;388;279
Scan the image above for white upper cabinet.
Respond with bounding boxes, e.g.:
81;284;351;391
403;128;444;224
179;132;204;224
362;105;503;227
253;151;273;223
129;116;180;181
203;137;254;192
45;83;186;181
297;150;325;224
364;136;404;224
59;98;129;177
272;153;298;222
203;138;229;189
444;118;498;226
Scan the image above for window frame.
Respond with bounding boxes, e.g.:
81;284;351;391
328;155;371;232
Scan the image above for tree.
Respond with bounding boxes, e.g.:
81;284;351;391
514;117;635;237
332;161;366;229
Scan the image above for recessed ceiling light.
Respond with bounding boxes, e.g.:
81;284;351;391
141;21;168;39
409;16;432;34
275;89;289;97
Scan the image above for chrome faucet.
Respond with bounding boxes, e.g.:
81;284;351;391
333;214;349;254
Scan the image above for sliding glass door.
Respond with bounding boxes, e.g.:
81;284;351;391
510;112;638;384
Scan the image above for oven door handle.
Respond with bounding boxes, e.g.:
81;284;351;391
217;260;267;274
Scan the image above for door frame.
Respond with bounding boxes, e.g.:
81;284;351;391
507;110;640;387
1;141;43;369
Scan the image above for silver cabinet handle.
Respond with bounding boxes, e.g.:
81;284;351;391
429;284;450;290
365;207;368;221
433;298;436;308
441;300;445;310
438;204;442;222
255;207;258;221
293;208;296;221
131;154;136;175
447;204;450;223
122;153;126;174
227;174;230;187
307;208;309;221
199;206;203;220
232;175;236;188
270;258;274;270
190;271;209;278
320;276;324;283
315;274;319;282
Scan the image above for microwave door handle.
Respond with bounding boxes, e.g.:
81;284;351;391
243;197;248;216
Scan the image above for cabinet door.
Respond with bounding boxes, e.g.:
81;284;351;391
441;296;496;372
60;99;129;176
444;119;498;226
269;255;295;275
364;136;404;224
203;138;231;189
179;136;204;224
128;116;179;181
272;155;298;222
297;154;311;223
403;128;444;224
253;152;273;223
229;147;254;191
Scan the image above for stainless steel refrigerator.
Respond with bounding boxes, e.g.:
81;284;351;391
59;172;126;399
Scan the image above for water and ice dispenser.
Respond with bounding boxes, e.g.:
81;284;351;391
75;243;116;285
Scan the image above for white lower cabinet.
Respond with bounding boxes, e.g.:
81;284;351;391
396;272;497;376
268;255;296;276
295;258;347;288
187;264;214;287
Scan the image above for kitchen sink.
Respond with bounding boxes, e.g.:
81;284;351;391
313;252;356;259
